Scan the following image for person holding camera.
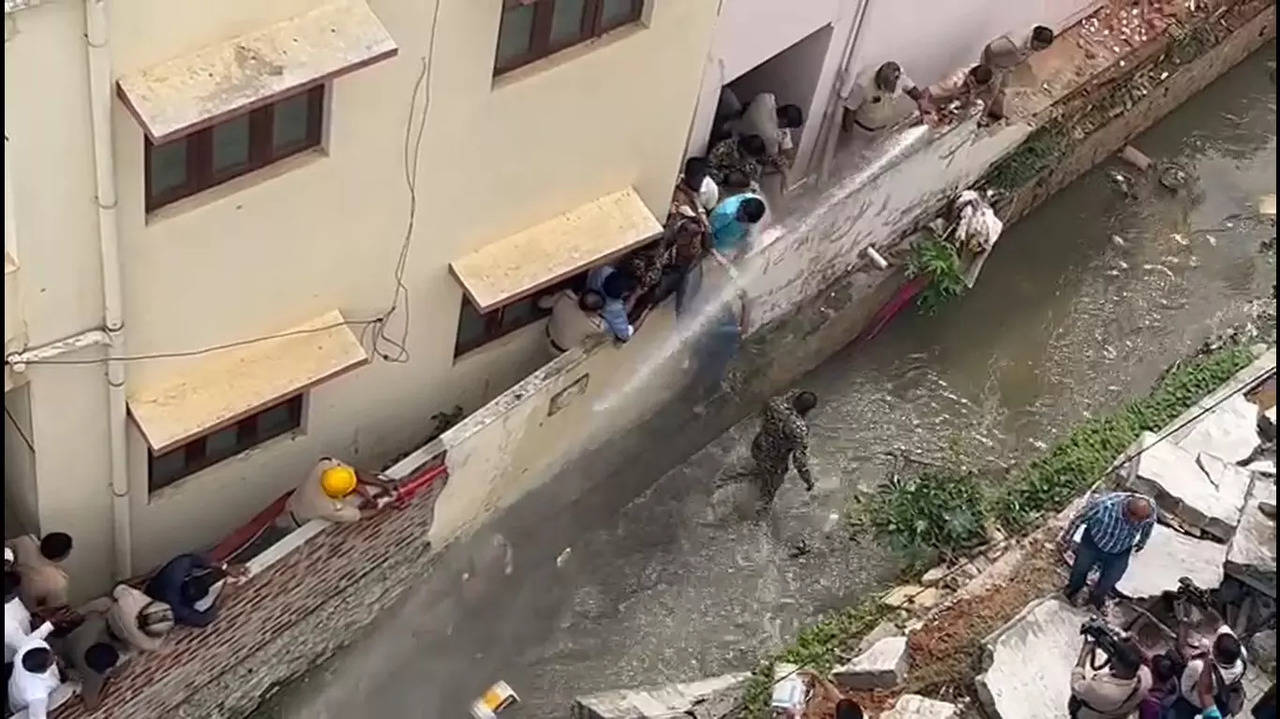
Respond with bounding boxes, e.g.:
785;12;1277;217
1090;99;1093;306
1070;629;1152;719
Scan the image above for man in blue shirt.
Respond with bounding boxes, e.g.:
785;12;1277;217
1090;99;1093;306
586;265;638;342
1059;491;1156;610
144;554;247;628
709;194;766;259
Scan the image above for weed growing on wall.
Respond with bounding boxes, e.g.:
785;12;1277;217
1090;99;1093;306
982;123;1067;194
905;235;966;314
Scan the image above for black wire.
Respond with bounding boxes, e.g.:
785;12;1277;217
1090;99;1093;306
5;320;382;365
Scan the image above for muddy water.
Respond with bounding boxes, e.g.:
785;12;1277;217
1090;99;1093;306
273;46;1276;719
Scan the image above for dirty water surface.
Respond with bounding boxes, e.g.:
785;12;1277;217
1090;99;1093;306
267;45;1276;719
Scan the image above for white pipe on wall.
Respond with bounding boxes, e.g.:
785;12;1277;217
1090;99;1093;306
5;330;112;371
84;0;132;579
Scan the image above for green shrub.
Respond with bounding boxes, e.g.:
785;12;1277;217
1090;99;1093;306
905;236;967;315
858;470;987;559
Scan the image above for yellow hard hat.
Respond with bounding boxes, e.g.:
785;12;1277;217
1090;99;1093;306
320;465;358;499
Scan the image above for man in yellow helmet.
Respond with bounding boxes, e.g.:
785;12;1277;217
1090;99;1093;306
282;457;396;527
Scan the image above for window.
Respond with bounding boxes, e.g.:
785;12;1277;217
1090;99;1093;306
148;394;304;492
455;274;586;356
145;85;325;211
494;0;643;75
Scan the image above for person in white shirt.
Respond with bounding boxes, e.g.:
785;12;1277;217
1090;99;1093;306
5;570;32;664
1175;604;1249;718
8;621;61;719
538;289;605;355
842;61;929;134
728;92;804;159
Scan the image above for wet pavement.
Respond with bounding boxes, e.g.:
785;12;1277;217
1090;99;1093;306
268;45;1276;719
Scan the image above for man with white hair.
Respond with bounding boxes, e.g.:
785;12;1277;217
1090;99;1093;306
1060;492;1156;611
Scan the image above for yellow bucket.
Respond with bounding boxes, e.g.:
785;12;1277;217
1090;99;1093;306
470;681;519;718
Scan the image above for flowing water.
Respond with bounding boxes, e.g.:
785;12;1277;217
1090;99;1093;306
272;45;1276;719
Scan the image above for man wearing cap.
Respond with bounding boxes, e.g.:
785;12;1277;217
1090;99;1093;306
282;457;397;528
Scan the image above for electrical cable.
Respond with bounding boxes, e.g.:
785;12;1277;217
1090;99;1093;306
6;0;445;370
711;361;1275;719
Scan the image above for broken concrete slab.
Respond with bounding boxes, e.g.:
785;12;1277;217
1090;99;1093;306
880;693;961;719
1111;522;1225;599
1176;393;1263;465
882;584;925;609
1226;475;1276;598
570;672;749;719
1128;434;1250;540
832;636;909;691
855;619;905;655
976;596;1094;719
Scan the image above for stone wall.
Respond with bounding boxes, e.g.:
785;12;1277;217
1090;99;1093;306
49;3;1277;716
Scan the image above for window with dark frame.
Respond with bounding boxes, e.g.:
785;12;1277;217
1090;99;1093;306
145;85;325;212
148;394;305;492
454;274;586;356
494;0;643;76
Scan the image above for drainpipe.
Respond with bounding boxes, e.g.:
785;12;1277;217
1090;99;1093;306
84;0;132;579
815;0;873;184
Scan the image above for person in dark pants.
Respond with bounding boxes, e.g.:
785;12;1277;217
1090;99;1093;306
1253;683;1276;719
1059;492;1156;610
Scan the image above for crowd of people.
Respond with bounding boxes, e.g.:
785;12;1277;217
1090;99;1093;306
1059;491;1274;719
2;455;396;718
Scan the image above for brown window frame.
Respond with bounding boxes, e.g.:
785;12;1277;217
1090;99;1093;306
494;0;644;76
144;85;325;212
454;274;587;357
148;394;305;493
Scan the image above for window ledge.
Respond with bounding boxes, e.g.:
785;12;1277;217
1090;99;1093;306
144;147;326;225
492;22;645;91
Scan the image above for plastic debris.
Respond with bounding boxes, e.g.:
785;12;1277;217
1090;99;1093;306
1111;234;1127;247
823;512;841;533
1158;164;1190;191
1172;233;1189;245
471;681;519;718
1106;169;1137;198
556;547;572;568
1204;234;1218;246
1118;145;1152;171
770;673;809;715
1143;264;1176;279
1260;194;1276;217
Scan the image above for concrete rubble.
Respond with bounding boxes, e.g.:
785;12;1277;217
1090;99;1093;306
975;596;1094;719
1128;433;1250;540
1226;475;1277;597
831;636;909;691
1111;522;1226;599
879;694;961;719
570;672;749;719
1176;393;1267;464
855;619;905;655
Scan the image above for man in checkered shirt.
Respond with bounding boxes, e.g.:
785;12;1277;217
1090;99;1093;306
1059;491;1156;610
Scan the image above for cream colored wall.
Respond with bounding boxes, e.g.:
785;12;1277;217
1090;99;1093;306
4;0;717;591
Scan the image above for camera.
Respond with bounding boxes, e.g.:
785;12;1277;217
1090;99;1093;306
1176;576;1213;609
1080;616;1124;658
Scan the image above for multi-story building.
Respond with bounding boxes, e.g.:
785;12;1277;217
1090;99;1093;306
4;0;719;596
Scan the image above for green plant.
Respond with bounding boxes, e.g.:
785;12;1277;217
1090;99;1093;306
740;600;890;718
982;123;1066;193
905;236;966;315
858;470;988;559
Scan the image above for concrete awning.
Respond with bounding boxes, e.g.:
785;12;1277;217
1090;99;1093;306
449;188;662;313
127;310;369;453
116;0;397;143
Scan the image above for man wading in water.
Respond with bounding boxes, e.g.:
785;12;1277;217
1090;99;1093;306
721;390;818;515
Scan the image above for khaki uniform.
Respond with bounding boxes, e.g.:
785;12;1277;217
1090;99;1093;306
284;459;362;525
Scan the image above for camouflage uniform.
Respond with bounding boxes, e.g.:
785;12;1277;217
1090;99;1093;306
707;138;764;190
666;183;710;270
722;391;814;513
